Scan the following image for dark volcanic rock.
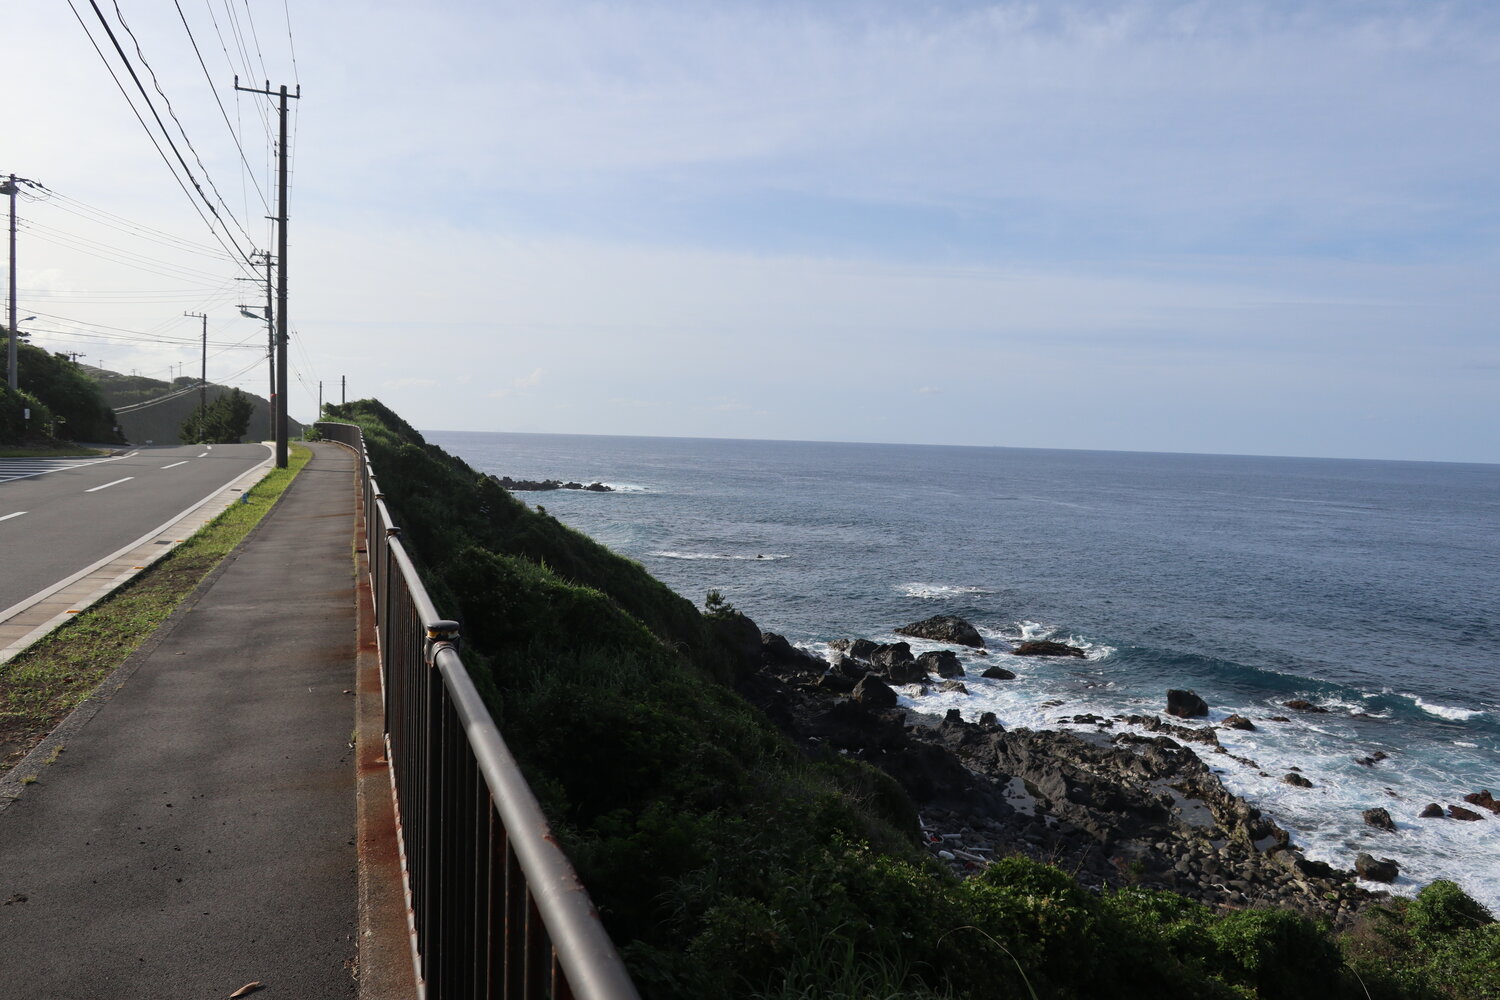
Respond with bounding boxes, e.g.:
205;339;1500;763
1119;714;1220;747
1355;854;1400;883
1362;807;1397;832
807;700;903;752
709;612;764;679
870;642;927;684
762;632;824;673
1166;689;1209;718
1012;640;1086;658
493;474;613;492
828;638;881;662
1463;790;1500;814
1283;699;1330;714
981;665;1016;680
1284;773;1314;788
1448;805;1485;821
895;615;985;648
852;674;898;708
1221;714;1256;731
1419;803;1444;818
939;680;969;695
918;650;965;678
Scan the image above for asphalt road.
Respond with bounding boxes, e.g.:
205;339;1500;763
0;443;271;612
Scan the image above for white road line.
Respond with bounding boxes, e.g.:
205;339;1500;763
85;477;135;493
0;512;25;522
161;461;189;469
196;452;209;459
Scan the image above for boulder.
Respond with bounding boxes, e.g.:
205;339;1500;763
828;638;880;662
1012;640;1086;658
1283;699;1329;714
852;674;898;709
1221;714;1256;731
708;611;764;679
981;665;1016;680
917;650;965;678
978;711;1001;729
939;680;969;695
762;632;824;673
1355;854;1400;884
1448;805;1484;822
1166;689;1209;718
870;641;914;669
1362;807;1397;832
1284;773;1314;788
1419;803;1444;818
1462;790;1500;814
894;615;985;648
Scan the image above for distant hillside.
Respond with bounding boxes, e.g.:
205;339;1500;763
92;368;303;445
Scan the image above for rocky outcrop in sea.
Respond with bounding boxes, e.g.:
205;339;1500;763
490;474;612;492
735;618;1388;927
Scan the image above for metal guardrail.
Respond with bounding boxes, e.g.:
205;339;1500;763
317;421;641;1000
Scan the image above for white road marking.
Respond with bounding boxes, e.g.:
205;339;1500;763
161;461;189;469
85;477;135;493
0;512;25;522
196;452;209;459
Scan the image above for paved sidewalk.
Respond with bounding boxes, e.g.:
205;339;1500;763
0;442;360;1000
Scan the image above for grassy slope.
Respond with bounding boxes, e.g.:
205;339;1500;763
328;400;1498;1000
0;444;311;771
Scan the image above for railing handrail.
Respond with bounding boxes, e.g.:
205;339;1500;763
316;420;641;1000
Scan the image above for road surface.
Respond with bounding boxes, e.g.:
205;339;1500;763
0;443;271;612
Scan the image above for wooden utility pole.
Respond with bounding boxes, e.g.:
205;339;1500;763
5;174;18;391
185;311;208;442
235;78;300;468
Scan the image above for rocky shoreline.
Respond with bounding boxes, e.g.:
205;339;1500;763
489;474;613;492
730;614;1398;928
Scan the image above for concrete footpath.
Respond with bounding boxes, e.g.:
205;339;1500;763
0;442;364;999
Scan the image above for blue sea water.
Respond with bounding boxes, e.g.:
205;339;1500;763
427;430;1500;911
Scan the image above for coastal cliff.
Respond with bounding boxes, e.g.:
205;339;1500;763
327;399;1498;1000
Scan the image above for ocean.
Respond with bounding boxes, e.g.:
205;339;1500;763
426;429;1500;911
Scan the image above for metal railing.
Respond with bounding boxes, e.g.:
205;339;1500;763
317;421;641;1000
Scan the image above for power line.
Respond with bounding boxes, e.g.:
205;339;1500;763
107;0;258;250
171;0;271;216
67;0;257;271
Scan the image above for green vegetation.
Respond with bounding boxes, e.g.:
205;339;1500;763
179;387;255;443
326;399;1498;1000
0;339;123;445
0;444;310;772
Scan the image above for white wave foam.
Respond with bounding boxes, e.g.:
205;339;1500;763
650;551;790;561
1410;695;1484;722
1454;742;1479;749
599;482;650;493
900;583;993;599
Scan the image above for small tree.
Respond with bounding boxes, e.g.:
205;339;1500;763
180;388;255;443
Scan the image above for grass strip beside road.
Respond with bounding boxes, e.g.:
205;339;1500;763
0;443;312;772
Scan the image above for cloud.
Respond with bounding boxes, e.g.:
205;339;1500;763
487;367;545;400
916;386;940;395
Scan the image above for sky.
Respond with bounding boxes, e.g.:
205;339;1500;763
5;0;1498;462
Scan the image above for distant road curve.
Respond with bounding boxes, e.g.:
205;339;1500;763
0;443;271;612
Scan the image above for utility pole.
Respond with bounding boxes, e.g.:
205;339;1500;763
236;77;300;468
5;174;18;391
185;311;208;442
318;379;323;416
341;375;345;406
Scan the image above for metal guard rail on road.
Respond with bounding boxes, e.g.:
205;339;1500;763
316;421;641;1000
